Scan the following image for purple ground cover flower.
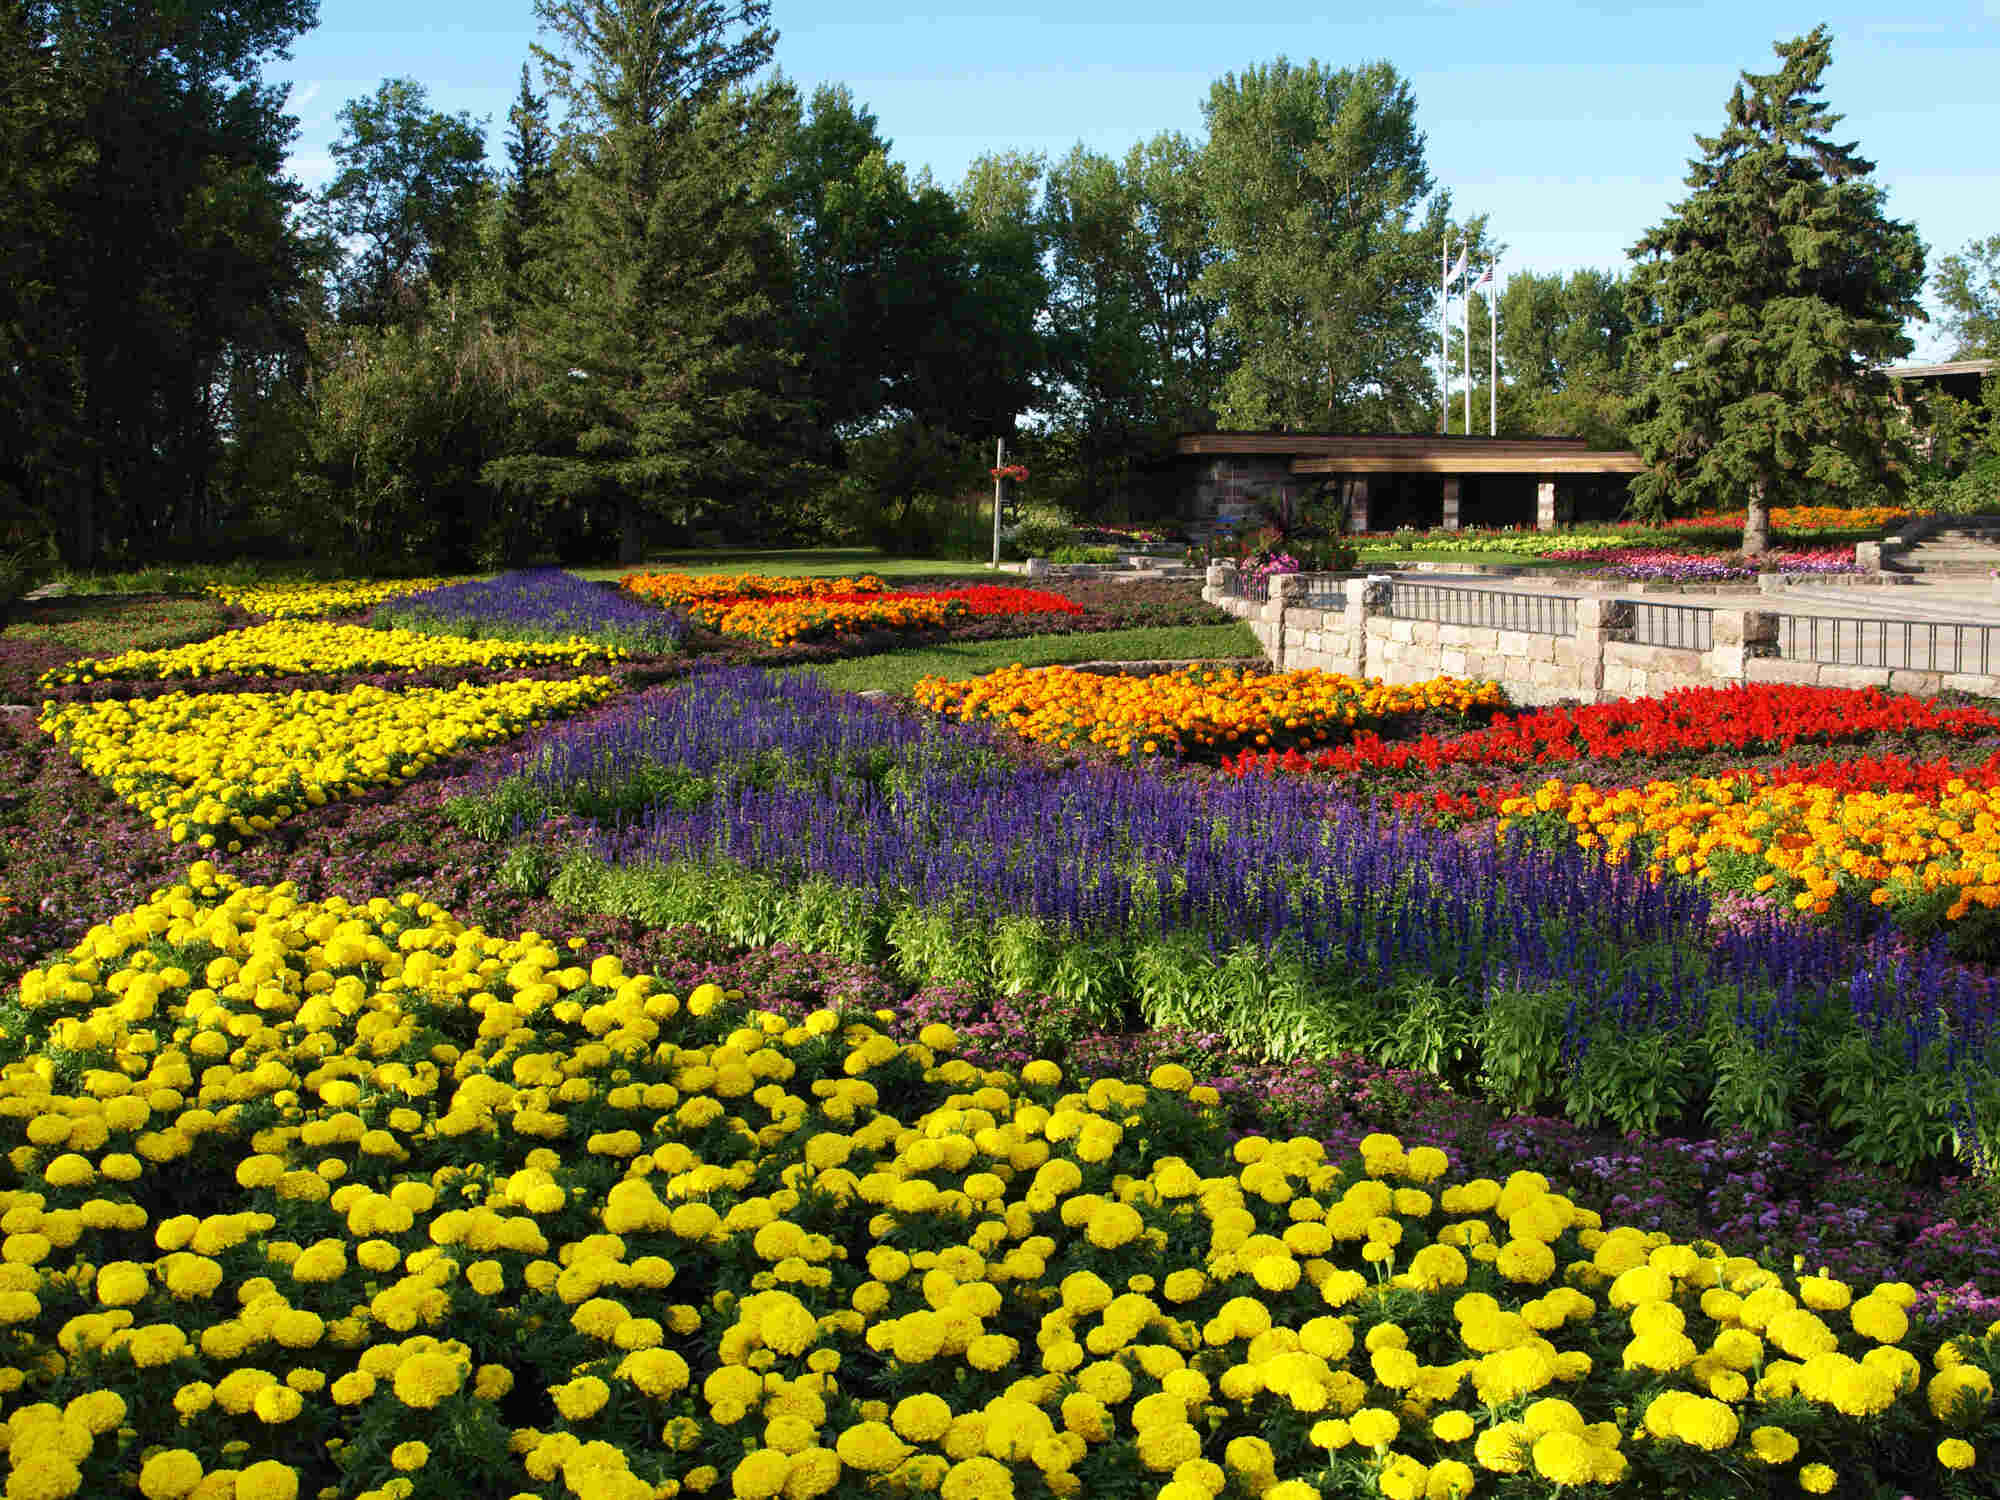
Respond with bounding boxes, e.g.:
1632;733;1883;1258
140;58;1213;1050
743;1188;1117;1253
378;568;690;653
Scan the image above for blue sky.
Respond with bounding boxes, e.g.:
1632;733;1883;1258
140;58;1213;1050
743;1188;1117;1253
276;1;1998;360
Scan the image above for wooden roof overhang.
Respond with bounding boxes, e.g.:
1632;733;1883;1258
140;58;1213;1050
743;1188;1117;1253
1171;432;1643;475
1290;451;1646;475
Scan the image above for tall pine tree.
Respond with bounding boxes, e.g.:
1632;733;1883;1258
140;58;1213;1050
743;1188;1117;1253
1624;26;1925;555
493;63;555;324
495;0;795;559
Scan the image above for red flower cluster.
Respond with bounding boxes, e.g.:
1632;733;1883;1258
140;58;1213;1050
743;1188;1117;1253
1222;684;2000;782
835;585;1083;619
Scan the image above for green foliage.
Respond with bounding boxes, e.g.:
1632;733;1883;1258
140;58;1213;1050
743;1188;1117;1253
312;77;492;327
296;312;552;568
776;89;1042;454
1934;232;2000;360
1039;133;1228;511
1623;26;1927;552
498;0;799;562
1048;545;1122;564
1199;57;1472;432
493;64;557;327
0;0;322;570
816;420;993;556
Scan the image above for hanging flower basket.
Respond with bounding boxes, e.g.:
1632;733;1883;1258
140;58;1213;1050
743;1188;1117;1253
990;464;1029;484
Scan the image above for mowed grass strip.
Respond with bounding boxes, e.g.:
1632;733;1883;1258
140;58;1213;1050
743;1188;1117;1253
782;620;1264;694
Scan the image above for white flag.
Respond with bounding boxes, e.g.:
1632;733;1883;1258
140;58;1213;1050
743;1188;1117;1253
1469;263;1492;291
1446;248;1468;285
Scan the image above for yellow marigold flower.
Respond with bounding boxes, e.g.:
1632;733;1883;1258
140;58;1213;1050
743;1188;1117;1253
1668;1397;1738;1451
1473;1422;1530;1474
835;1422;908;1475
1938;1438;1977;1470
732;1450;792;1500
1531;1431;1596;1486
939;1456;1013;1500
1431;1410;1476;1444
390;1351;464;1409
1748;1426;1799;1465
1424;1459;1475;1499
1799;1463;1836;1494
139;1449;204;1500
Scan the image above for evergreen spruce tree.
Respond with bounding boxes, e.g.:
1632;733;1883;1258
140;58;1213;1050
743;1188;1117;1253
494;63;554;323
493;0;795;559
1624;26;1925;555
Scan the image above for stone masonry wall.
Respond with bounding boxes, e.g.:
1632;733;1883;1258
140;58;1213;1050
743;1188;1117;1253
1204;566;2000;703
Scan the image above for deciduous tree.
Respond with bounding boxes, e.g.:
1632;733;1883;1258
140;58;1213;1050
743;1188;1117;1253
1199;57;1467;432
1934;233;2000;360
314;77;491;326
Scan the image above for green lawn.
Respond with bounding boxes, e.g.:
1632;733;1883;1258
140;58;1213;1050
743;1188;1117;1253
781;622;1264;695
570;548;1000;582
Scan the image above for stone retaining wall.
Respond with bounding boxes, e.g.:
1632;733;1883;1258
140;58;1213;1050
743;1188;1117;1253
1204;566;2000;703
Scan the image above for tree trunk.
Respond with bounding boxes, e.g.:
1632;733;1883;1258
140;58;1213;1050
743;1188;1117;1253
1742;481;1770;558
618;500;644;564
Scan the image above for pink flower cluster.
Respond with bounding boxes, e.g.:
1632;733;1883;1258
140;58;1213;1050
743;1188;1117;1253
1540;546;1864;582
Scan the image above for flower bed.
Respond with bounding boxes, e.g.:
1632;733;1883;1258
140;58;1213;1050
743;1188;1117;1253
886;585;1086;619
1353;532;1636;559
445;673;2000;1174
36;620;627;687
1496;767;2000;927
1650;506;1915;535
617;571;890;615
1535;547;1863;582
204;578;472;620
615;575;1091;648
913;664;1507;761
0;869;1994;1500
373;569;691;654
37;676;618;851
1223;686;2000;785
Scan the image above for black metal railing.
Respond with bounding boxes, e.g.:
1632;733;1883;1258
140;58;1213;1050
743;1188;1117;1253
1388;581;1577;636
1775;614;2000;675
1294;574;1346;611
1626;600;1715;653
1220;568;1264;601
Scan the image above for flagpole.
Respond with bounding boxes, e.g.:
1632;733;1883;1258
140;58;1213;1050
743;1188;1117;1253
1461;265;1471;437
1489;264;1498;437
1439;236;1449;434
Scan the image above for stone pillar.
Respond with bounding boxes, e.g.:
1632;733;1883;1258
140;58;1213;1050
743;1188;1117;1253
1345;477;1370;534
1025;557;1052;579
1573;596;1634;699
1271;574;1315;671
1854;541;1881;572
1536;481;1558;533
1441;477;1461;532
1347;576;1394;680
1707;609;1779;683
1204;563;1228;604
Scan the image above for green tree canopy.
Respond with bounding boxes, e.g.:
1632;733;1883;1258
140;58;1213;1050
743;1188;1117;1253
492;63;558;325
0;0;321;568
1623;25;1925;553
315;78;492;326
1199;57;1471;433
490;0;796;559
774;88;1038;448
1934;233;2000;360
1040;132;1230;508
